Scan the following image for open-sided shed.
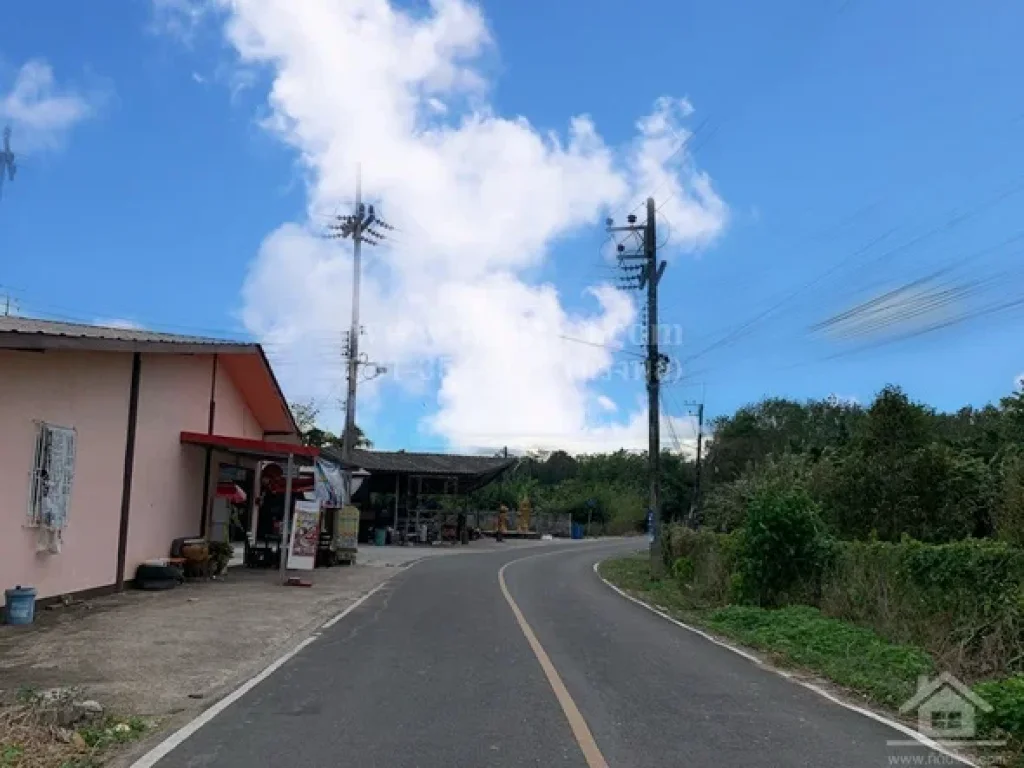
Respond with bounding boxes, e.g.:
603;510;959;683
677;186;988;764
325;449;516;542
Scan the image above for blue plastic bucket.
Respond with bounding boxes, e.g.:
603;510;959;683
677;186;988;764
4;586;37;625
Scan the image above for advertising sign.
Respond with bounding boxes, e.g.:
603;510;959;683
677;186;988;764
334;505;360;553
287;500;321;571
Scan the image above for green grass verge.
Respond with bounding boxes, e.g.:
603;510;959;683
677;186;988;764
598;554;935;709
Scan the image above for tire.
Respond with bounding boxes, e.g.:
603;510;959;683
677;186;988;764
135;563;184;590
137;578;178;591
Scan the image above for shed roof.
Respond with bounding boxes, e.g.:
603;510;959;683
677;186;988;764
343;449;516;477
0;317;256;354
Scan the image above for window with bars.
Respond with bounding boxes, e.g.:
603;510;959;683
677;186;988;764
27;422;77;530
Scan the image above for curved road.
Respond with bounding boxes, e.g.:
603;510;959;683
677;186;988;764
148;540;957;767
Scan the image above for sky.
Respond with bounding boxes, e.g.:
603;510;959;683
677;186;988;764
2;0;1023;454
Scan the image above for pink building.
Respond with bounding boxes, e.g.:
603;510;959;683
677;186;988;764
0;318;313;608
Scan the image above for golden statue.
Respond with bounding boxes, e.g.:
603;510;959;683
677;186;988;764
517;496;532;533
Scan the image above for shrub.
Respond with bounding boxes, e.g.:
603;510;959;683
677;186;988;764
666;525;738;607
672;556;694;584
821;539;1024;678
734;488;832;607
975;675;1024;743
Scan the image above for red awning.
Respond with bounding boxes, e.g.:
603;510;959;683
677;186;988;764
180;432;319;460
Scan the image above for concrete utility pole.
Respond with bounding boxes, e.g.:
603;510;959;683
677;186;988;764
327;166;391;498
1;126;16;201
693;400;705;512
607;198;667;575
676;397;705;525
342;167;364;466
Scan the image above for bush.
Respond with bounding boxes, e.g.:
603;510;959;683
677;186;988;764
734;488;833;607
702;453;814;533
821;539;1024;678
672;556;694;584
666;525;738;607
975;675;1024;743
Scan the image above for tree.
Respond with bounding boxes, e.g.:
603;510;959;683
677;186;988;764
289;400;372;450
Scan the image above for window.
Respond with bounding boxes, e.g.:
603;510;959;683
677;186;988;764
930;710;964;731
27;422;77;530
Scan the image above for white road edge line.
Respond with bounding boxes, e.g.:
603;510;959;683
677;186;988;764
592;560;977;768
128;575;401;768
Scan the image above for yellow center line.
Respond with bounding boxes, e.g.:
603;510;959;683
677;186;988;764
498;552;610;768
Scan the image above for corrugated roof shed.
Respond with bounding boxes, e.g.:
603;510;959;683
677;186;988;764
328;448;515;477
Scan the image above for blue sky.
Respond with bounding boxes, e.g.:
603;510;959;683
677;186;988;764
2;0;1023;452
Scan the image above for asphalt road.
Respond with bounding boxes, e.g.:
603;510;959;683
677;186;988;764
149;539;961;767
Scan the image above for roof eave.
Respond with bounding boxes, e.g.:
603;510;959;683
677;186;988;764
0;333;258;356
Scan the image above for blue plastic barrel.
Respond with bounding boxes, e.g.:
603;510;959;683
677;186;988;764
4;586;37;625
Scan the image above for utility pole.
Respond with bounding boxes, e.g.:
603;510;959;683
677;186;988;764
327;166;392;497
607;198;667;575
342;167;364;466
693;401;705;512
676;397;705;525
0;125;15;201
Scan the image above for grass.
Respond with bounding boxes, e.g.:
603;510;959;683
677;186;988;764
598;555;936;709
0;688;148;768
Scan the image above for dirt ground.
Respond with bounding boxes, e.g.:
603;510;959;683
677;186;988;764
0;563;395;720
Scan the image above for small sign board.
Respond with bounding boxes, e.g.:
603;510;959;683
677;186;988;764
334;505;360;554
287;500;321;571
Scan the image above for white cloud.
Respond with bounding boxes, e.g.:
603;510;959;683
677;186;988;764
0;60;94;153
596;395;617;413
185;0;727;453
151;0;211;42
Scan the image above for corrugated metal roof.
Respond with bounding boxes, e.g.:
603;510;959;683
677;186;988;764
0;317;257;351
328;447;516;477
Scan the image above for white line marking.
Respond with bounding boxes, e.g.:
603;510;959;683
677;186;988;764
592;560;977;768
129;575;401;768
321;580;391;629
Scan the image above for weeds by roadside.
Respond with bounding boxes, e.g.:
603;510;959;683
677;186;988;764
598;555;934;708
0;687;147;768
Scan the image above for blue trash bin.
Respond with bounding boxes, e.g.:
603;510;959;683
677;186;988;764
571;523;584;540
4;586;37;625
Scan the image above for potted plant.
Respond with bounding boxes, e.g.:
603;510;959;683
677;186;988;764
208;541;234;576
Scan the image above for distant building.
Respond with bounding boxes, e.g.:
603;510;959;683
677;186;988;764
0;318;310;607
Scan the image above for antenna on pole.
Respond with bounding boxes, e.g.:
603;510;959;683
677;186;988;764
0;126;16;201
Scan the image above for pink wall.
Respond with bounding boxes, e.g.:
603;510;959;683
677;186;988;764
123;354;213;580
123;353;266;580
0;350;132;603
215;365;263;440
1;349;279;602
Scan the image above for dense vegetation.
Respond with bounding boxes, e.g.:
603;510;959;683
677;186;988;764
595;382;1024;755
469;450;695;534
700;384;1024;543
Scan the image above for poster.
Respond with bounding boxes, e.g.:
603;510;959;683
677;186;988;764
334;505;359;553
287;500;321;570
